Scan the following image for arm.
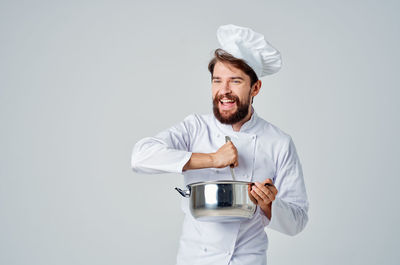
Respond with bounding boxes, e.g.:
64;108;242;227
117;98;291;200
131;115;194;174
131;115;238;174
268;137;309;236
182;153;214;171
182;141;239;171
252;137;309;236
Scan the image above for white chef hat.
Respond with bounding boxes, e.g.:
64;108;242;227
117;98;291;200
216;24;282;78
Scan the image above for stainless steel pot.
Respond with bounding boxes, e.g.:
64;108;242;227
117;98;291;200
175;180;256;222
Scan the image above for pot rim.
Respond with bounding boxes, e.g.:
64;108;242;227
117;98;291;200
188;180;252;187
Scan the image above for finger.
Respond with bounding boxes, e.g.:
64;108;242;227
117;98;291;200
254;182;275;201
247;185;258;204
255;181;270;192
252;185;271;204
250;189;263;203
255;182;276;202
264;183;278;196
262;179;278;196
228;144;237;154
266;185;278;196
265;187;276;201
229;158;238;167
253;184;272;203
230;155;238;167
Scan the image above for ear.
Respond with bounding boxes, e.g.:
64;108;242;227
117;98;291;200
251;80;262;97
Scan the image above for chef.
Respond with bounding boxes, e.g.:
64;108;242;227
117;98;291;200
131;24;309;265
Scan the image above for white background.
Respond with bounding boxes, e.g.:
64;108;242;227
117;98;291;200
1;0;399;264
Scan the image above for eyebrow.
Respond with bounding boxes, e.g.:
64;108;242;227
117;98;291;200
212;76;244;80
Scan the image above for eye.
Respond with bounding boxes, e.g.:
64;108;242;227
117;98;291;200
212;79;221;83
232;80;241;84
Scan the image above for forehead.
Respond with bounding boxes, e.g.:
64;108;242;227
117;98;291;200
213;61;248;79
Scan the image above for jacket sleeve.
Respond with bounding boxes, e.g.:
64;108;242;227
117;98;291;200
264;137;309;236
131;115;196;174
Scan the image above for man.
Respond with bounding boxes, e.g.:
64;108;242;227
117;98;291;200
131;24;309;265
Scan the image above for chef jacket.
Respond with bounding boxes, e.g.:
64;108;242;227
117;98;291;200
131;109;309;265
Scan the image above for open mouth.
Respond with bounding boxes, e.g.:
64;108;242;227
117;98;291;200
219;98;236;110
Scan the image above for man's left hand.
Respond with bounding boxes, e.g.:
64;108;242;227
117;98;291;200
248;179;278;219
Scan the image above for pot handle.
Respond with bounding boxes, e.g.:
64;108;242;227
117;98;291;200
175;187;191;198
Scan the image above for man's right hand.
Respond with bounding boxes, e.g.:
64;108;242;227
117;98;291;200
182;142;238;171
211;141;238;168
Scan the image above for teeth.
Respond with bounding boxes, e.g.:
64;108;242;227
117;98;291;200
220;99;235;103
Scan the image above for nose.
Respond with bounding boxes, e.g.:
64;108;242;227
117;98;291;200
219;81;231;95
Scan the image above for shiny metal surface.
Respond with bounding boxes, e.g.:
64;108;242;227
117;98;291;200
175;180;257;222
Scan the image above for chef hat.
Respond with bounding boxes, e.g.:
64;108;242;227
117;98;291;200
216;24;282;78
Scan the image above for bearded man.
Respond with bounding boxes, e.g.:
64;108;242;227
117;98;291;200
131;24;309;265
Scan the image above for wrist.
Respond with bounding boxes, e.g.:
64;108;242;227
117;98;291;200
261;202;272;220
209;153;217;168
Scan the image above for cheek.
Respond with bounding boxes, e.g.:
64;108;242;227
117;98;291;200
239;88;252;101
211;88;219;99
232;89;245;100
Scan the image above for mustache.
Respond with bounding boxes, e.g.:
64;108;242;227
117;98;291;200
215;93;239;102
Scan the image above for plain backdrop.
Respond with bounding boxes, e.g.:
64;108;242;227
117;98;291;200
1;0;399;264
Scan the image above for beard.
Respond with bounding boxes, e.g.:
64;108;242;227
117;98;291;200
213;92;251;125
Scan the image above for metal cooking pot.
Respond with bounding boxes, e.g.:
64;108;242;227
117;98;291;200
175;180;257;222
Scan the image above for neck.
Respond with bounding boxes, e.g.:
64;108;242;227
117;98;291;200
231;106;253;132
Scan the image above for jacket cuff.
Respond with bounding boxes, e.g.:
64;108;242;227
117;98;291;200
178;152;193;173
266;197;308;236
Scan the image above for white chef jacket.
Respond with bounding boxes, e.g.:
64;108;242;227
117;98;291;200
131;109;309;265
